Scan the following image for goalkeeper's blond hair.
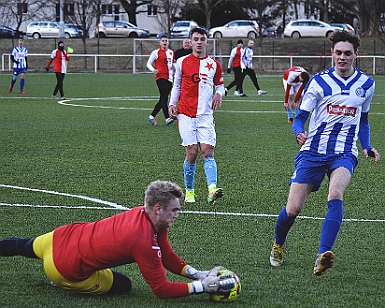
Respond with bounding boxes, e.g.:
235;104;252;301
144;180;183;209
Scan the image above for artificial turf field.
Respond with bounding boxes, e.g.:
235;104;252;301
0;72;384;307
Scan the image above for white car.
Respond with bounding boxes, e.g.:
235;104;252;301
284;20;343;38
26;21;82;39
209;20;260;39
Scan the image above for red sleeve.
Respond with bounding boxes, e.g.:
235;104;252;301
294;84;306;103
158;229;188;275
46;58;53;69
132;229;190;299
64;51;70;61
214;60;224;86
284;84;292;103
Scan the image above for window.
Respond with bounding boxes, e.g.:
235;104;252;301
147;5;157;16
55;2;74;21
102;4;113;14
64;2;75;16
17;2;28;15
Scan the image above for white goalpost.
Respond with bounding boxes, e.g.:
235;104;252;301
133;38;221;74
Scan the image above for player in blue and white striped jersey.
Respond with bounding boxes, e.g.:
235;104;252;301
8;38;28;94
270;31;380;276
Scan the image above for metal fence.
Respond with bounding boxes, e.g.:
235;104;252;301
2;53;385;75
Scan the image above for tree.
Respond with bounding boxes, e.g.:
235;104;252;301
67;0;102;67
117;0;152;26
197;0;228;30
153;0;187;38
355;0;384;36
0;0;49;31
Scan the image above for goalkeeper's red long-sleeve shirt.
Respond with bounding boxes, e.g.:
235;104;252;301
52;206;190;298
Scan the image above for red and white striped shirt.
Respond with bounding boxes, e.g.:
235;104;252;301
46;49;70;73
228;46;243;69
283;66;307;104
170;54;224;118
147;48;174;82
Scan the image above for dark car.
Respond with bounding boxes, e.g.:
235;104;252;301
0;25;25;38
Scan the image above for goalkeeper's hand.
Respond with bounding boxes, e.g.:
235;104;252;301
227;68;231;74
190;266;236;295
184;265;209;280
45;67;49;71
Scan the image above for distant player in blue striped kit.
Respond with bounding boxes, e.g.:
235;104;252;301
270;30;380;275
8;38;28;94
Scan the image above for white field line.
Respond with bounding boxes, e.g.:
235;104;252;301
1;184;384;223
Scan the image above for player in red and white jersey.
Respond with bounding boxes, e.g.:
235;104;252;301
224;39;245;96
283;66;310;123
45;41;70;100
147;36;175;126
169;27;225;204
0;181;237;298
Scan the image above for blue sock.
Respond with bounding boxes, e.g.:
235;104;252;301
183;160;196;190
318;199;343;254
203;157;217;187
275;208;296;245
20;79;25;91
287;108;293;119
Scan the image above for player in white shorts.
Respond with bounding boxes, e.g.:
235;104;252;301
169;27;225;204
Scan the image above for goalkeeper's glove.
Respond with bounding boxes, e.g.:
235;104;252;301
189;266;236;295
184;265;209;280
227;68;231;74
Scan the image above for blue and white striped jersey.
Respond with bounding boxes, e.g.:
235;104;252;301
241;46;253;69
11;46;28;69
298;67;375;157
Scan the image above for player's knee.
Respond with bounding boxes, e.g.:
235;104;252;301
108;271;132;295
328;188;344;200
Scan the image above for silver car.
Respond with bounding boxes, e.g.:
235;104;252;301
95;21;150;38
170;20;198;38
284;20;343;38
26;21;81;39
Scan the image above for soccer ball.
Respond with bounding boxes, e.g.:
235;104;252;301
209;269;241;302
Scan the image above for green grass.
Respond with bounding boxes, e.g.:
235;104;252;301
0;72;384;307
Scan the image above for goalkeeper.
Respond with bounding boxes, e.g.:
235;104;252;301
0;180;235;298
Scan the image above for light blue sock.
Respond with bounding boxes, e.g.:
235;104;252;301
287;108;293;119
183;160;196;190
318;199;343;254
275;208;296;245
203;157;217;187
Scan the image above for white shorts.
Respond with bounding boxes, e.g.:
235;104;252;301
283;79;302;96
177;114;216;147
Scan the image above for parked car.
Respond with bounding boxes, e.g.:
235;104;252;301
209;20;260;39
284;20;343;38
95;21;150;38
26;21;82;39
0;25;25;38
157;23;208;38
329;23;355;33
65;23;85;37
169;20;198;38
